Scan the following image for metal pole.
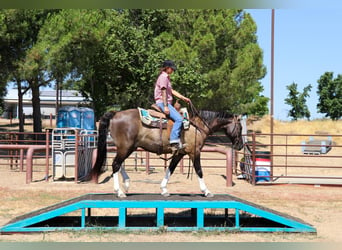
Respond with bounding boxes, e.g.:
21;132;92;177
226;148;233;187
145;151;150;174
45;129;50;181
270;9;275;180
56;81;59;115
252;132;256;185
75;131;79;183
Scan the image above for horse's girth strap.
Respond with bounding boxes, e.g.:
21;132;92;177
158;117;163;155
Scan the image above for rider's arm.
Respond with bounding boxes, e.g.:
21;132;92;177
171;89;190;103
161;88;168;107
161;88;170;115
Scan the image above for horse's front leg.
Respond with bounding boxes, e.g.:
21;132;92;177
160;154;184;197
192;154;214;198
160;168;171;197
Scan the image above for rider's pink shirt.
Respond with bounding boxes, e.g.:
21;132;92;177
154;71;173;104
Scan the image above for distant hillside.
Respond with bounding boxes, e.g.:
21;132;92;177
248;115;342;144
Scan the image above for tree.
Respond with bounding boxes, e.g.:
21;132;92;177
103;10;163;111
0;9;57;132
0;12;8;112
40;10;164;117
284;82;312;120
37;9;114;117
317;72;342;120
1;9;269;124
157;10;268;115
0;10;30;130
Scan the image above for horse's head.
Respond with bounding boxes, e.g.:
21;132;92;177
223;114;244;151
192;110;244;150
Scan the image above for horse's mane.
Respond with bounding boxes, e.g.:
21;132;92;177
197;110;234;124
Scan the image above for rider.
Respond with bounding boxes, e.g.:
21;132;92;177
154;60;190;150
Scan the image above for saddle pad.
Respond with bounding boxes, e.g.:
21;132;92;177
179;107;190;129
138;107;189;129
138;107;167;128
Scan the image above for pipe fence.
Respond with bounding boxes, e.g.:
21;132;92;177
0;131;234;185
1;130;341;186
0;131;51;183
236;132;342;185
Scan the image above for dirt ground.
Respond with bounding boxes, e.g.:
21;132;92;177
0;163;341;242
0;117;341;242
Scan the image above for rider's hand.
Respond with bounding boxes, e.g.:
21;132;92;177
183;97;191;104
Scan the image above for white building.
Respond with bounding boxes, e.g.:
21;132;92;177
2;88;90;119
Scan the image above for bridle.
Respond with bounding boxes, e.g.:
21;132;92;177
225;115;242;149
189;102;241;144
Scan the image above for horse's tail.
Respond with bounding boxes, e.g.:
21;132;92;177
91;110;116;180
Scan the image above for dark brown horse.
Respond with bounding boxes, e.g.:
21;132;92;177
91;108;244;197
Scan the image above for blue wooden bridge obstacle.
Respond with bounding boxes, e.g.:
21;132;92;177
0;193;316;233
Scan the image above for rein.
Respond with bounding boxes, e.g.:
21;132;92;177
186;102;212;180
229;115;241;149
188;102;213;135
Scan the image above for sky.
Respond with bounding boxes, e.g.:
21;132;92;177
247;8;342;120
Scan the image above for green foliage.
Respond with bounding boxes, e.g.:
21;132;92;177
1;9;269;123
38;10;165;117
0;9;58;132
158;10;267;114
38;10;120;116
284;82;312;120
317;72;342;120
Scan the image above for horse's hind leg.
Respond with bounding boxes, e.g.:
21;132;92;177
160;154;184;197
120;165;130;192
112;148;134;198
112;163;126;198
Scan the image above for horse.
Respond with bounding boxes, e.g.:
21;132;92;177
91;108;244;198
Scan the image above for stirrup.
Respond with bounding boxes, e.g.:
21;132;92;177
170;142;186;152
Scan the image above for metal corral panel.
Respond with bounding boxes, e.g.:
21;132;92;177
52;151;64;179
52;128;96;181
0;193;316;233
64;151;76;178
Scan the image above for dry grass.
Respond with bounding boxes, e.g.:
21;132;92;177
244;116;342;181
245;116;342;161
249;115;342;141
0;118;56;132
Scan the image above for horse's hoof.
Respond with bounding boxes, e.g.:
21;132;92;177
123;179;130;192
161;192;170;197
205;192;214;198
117;192;127;198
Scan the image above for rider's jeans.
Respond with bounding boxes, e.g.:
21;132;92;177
156;103;183;143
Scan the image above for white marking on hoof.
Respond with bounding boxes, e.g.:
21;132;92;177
205;192;214;198
161;192;170;197
117;191;127;198
123;179;130;192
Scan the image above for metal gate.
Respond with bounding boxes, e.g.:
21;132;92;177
52;128;97;181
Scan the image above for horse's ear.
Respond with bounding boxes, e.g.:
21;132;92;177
237;114;242;120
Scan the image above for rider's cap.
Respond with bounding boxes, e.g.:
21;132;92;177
163;60;177;71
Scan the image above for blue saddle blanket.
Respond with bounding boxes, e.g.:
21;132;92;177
138;107;190;129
